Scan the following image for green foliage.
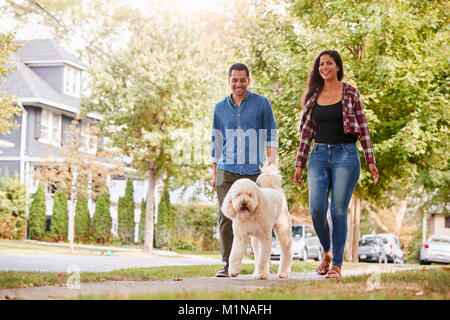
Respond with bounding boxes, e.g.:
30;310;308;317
92;192;111;243
75;198;90;241
28;184;46;240
234;0;449;211
154;189;176;249
172;239;198;251
49;191;68;241
174;204;219;251
407;225;424;264
118;178;135;244
0;172;27;219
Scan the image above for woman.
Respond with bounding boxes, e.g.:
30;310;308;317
294;50;379;279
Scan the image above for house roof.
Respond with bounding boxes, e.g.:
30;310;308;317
0;39;93;117
15;39;86;70
0;53;80;113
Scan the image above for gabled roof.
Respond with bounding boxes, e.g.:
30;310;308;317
0;53;80;113
16;39;86;70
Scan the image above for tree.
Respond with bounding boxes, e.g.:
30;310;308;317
75;198;90;241
92;192;111;244
118;177;135;244
27;184;46;240
0;31;21;134
84;8;224;253
49;190;68;241
5;0;228;254
226;0;448;261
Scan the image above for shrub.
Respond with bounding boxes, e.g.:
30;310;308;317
28;184;46;240
155;188;176;249
174;204;219;251
118;178;135;244
75;198;90;241
92;192;112;244
0;172;27;219
49;191;68;241
0;215;27;240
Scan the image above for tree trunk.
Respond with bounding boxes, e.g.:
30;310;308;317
143;160;156;254
351;198;361;262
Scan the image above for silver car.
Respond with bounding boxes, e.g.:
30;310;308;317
271;224;323;261
358;237;387;263
420;234;450;265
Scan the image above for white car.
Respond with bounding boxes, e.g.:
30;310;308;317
420;234;450;265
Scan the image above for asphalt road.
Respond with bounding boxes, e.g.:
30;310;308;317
0;254;224;272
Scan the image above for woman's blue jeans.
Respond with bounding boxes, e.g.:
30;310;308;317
308;143;360;266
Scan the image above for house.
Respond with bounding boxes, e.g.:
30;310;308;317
429;213;450;237
0;39;150;240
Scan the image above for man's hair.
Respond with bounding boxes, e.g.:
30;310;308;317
229;63;250;78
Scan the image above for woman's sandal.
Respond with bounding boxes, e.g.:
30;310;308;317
316;254;331;275
325;265;342;279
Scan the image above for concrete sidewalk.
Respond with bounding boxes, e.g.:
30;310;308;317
0;265;421;300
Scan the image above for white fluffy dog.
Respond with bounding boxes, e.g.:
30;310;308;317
222;164;292;279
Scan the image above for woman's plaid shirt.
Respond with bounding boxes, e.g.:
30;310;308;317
295;82;376;169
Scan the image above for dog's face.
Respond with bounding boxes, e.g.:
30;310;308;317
222;178;260;219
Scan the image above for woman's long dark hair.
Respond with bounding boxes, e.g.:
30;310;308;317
301;50;344;108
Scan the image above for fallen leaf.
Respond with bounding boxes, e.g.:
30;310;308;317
442;266;450;271
5;296;11;299
172;277;183;281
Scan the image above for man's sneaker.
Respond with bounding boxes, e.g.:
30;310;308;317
215;264;229;277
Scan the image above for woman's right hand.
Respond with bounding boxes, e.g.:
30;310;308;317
294;167;303;186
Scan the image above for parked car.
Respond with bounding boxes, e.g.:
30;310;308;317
363;233;404;264
305;236;323;261
420;234;450;265
358;237;387;263
271;224;322;261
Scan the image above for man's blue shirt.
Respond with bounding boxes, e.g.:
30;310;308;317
211;91;278;175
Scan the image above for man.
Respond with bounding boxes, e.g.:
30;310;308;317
211;63;278;277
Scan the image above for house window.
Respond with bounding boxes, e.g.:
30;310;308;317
80;121;97;154
64;65;81;97
40;110;61;145
445;216;450;228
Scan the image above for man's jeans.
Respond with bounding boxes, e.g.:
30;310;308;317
216;169;259;263
307;143;360;266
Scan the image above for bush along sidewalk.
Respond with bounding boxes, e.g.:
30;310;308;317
118;178;135;245
49;191;68;241
92;192;111;244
